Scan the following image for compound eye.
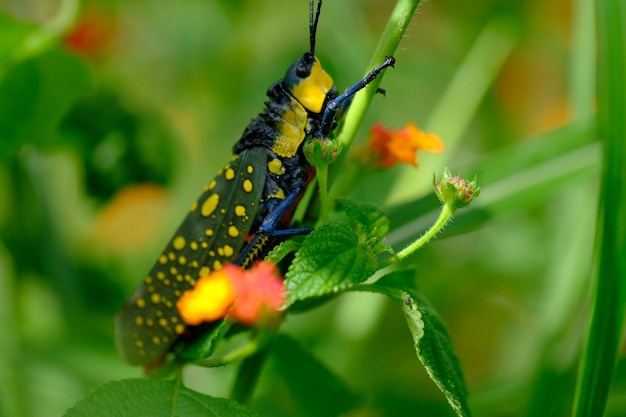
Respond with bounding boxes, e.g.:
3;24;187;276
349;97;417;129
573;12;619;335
295;62;310;78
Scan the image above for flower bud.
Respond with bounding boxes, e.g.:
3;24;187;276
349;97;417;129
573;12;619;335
303;136;340;166
434;168;480;209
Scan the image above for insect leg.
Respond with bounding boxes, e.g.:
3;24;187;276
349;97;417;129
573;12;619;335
318;56;395;136
235;188;312;266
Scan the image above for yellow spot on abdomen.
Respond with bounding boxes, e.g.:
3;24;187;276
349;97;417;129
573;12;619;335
136;298;146;308
158;255;167;265
202;194;220;217
243;179;253;193
151;293;160;304
247;165;254;174
225;168;235;180
199;266;210;277
228;226;239;237
190;201;198;212
173;236;186;250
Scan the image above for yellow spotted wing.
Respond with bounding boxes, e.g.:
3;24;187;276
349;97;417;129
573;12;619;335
115;147;266;365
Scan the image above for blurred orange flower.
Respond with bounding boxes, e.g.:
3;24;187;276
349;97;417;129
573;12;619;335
229;261;285;325
64;8;117;57
177;266;238;326
176;261;285;327
367;122;444;168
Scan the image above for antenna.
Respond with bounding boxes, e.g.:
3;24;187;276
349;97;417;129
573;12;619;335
309;0;322;54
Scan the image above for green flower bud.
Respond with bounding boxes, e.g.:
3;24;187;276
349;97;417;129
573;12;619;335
434;168;480;209
303;136;340;167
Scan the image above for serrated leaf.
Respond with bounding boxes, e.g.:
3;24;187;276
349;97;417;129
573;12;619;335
335;198;390;242
365;270;471;417
285;222;377;306
265;239;300;265
271;334;360;417
63;378;257;417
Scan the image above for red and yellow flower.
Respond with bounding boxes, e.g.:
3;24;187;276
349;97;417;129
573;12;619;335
177;261;285;327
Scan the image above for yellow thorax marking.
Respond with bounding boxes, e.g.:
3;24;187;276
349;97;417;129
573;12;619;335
267;158;285;175
272;98;308;158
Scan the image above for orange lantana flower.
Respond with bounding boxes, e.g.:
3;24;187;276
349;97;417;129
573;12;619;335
176;266;238;326
176;262;285;327
367;122;444;168
229;261;285;325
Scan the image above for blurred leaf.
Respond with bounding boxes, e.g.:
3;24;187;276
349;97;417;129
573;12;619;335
364;270;471;417
63;378;257;417
0;13;33;69
573;1;626;416
176;320;232;362
0;47;91;160
60;89;175;200
270;334;360;417
284;222;377;306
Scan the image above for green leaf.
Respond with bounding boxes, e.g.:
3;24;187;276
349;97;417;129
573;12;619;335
0;14;33;70
270;334;360;417
264;239;300;265
573;1;626;416
335;198;390;242
0;47;92;160
176;320;232;362
364;270;471;417
285;222;378;306
63;378;257;417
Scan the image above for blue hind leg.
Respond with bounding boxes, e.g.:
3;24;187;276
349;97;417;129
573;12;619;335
235;189;312;266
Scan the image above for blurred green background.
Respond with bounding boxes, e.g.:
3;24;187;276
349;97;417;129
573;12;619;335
0;0;615;416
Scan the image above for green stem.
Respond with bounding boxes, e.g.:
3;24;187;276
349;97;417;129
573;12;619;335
329;0;421;182
393;203;455;262
316;163;330;224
